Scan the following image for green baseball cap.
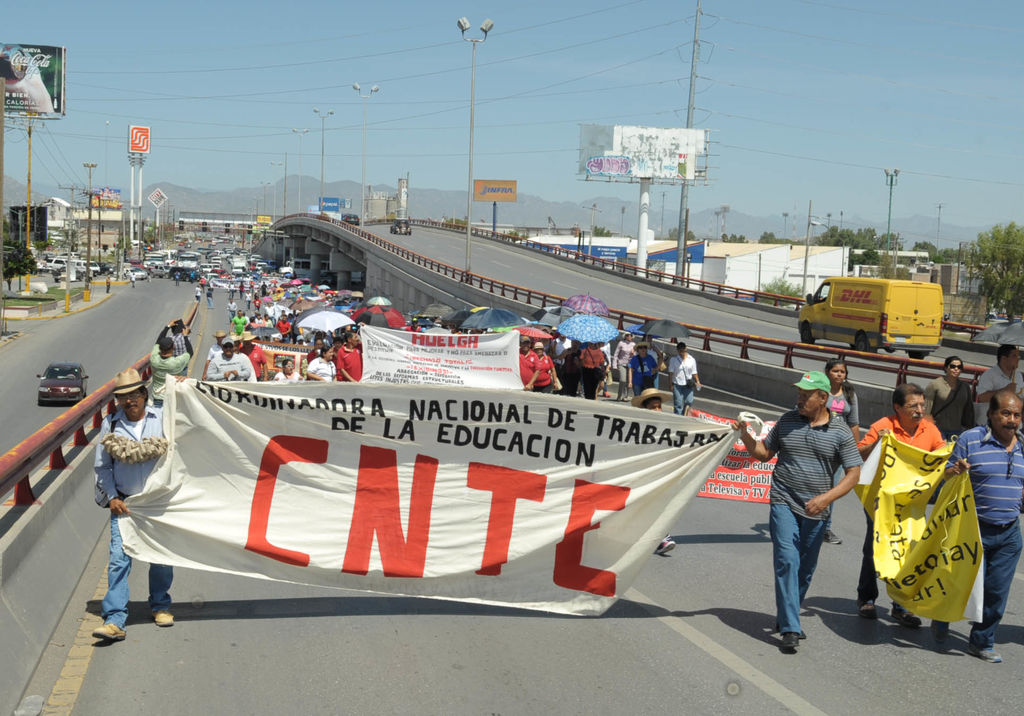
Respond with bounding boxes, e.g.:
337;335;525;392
794;370;830;392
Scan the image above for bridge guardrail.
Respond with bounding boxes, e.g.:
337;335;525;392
279;214;987;392
0;303;198;504
401;217;990;337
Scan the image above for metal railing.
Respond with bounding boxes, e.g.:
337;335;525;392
284;214;986;390
0;303;197;504
407;218;992;336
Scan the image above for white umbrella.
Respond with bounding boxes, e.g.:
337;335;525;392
296;309;355;333
424;326;452;334
366;296;393;307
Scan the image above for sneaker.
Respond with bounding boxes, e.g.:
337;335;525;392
655;537;676;555
857;601;877;619
780;632;800;652
890;607;921;629
774;624;806;639
823;529;842;545
92;623;126;641
153;610;175;627
967;643;1002;663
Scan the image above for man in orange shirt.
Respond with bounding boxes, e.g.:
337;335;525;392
855;383;946;627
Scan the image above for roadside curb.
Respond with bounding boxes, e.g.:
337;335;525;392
4;293;116;321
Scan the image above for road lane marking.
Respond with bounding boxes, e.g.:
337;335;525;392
628;588;828;716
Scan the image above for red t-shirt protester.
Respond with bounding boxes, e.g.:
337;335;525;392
518;341;535;388
526;342;559;393
334;334;363;382
276;318;291;339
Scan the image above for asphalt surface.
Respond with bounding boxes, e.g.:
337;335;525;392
0;279;198;457
384;225;996;383
12;246;1024;715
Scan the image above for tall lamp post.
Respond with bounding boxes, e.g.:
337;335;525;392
83;162;97;298
270;161;284;219
313;108;334;213
352;83;379;223
457;16;493;276
884;168;900;273
261;181;271;216
292;129;308;213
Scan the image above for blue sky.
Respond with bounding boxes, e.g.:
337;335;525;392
3;0;1021;247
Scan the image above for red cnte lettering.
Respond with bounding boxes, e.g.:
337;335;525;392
552;479;630;597
245;435;327;566
342;445;438;578
466;462;547;576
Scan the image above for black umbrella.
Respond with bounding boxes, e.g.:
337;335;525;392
460;308;527;331
972;322;1024;344
638;318;690;340
530;305;576;327
416;302;454;319
356;311;393;328
441;308;475;325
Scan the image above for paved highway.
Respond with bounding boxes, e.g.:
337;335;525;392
0;281;198;457
14;256;1024;716
381;224;996;377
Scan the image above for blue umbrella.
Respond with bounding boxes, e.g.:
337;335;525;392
626;323;645;334
556;314;619;343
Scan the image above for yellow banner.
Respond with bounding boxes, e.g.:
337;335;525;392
857;434;981;621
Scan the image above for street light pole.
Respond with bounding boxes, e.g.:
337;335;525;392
270;161;283;219
353;83;380;223
313;108;334;213
458;17;493;277
292;129;308;212
83;162;97;298
884;168;900;274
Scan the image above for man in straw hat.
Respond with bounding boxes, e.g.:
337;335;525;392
203;329;229;380
92;368;174;642
631;388;677;555
732;370;862;653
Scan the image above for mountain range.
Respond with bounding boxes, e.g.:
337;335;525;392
2;174;993;247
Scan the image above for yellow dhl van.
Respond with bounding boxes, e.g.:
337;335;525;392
798;277;944;358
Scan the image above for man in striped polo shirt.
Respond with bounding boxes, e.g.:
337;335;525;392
939;389;1024;663
734;371;862;653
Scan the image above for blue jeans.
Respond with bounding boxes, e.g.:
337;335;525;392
965;519;1021;649
672;384;694;415
101;515;173;628
206;296;213;308
770;502;826;634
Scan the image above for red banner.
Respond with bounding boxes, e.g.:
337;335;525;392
693;409;775;503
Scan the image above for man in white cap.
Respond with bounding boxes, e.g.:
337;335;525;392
732;370;861;653
206;337;253;382
92;368;174;642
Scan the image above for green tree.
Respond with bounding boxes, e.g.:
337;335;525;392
722;233;746;243
761;277;802;297
3;240;39;290
877;252;910;279
667;228;696;242
968;222;1024;320
593;226;613;237
912;241;938;260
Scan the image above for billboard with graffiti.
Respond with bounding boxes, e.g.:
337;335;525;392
578;125;706;183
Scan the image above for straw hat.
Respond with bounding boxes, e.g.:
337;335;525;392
240;330;256;342
630;387;672;409
112;368;146;395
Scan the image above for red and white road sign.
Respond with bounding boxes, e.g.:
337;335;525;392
148;188;168;207
129;125;151;153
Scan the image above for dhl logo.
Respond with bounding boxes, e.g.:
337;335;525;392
838;289;875;304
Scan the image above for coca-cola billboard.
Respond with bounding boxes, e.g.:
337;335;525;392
1;43;66;116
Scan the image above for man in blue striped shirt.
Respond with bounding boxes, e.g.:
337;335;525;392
940;389;1024;663
734;371;862;653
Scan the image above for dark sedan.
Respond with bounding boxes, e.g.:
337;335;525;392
37;362;88;406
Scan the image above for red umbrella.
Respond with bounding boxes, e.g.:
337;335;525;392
351;305;406;328
516;326;552;339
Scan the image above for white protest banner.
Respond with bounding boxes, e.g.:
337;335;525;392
119;380;735;616
360;326;521;389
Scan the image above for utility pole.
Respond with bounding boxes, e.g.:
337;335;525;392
675;0;702;282
936;202;944;243
83;162;97;300
801;200;813;297
58;184;79;312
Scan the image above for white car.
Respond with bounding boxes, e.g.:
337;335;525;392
124;267;149;280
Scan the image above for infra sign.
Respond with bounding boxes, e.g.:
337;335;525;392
148;187;167;207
